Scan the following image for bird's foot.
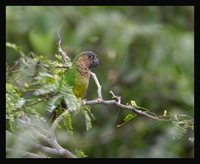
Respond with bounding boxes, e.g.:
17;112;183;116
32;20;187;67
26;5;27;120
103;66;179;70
82;99;87;105
95;97;102;103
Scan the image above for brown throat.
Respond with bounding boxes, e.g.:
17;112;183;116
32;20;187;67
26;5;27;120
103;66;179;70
76;66;90;78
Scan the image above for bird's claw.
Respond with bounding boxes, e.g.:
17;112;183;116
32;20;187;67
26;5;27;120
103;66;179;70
95;98;102;103
82;99;87;105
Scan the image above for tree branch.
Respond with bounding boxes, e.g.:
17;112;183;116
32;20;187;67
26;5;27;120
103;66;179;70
86;99;167;121
47;109;77;158
46;136;77;158
87;71;170;122
89;71;102;99
18;117;77;158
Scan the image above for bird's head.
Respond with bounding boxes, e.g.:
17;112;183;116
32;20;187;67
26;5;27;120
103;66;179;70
73;51;99;70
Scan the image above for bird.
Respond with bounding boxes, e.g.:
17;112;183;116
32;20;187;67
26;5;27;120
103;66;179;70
48;51;99;124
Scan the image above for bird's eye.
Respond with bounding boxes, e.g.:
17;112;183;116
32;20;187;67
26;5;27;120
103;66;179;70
88;55;93;59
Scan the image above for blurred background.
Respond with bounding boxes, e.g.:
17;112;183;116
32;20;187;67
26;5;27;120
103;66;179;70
6;6;194;158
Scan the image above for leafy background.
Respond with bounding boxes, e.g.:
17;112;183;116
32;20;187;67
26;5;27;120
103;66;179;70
6;6;194;158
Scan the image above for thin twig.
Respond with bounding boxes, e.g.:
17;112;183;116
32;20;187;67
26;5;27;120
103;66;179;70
110;90;121;104
57;27;71;66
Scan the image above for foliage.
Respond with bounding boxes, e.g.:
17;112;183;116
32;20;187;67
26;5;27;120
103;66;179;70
6;6;194;158
81;105;95;131
6;42;94;157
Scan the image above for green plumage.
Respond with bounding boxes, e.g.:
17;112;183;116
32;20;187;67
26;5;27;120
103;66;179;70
61;65;89;99
48;51;99;124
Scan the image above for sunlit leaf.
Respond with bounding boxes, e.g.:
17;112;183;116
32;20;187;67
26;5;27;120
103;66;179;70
117;113;136;127
163;110;167;117
75;149;87;158
130;100;137;107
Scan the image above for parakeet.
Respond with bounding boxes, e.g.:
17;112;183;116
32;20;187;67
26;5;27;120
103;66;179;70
48;51;99;124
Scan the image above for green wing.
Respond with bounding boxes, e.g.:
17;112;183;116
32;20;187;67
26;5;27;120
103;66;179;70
60;66;89;98
61;67;77;88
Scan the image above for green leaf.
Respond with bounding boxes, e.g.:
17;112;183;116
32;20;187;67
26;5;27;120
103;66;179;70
15;57;38;89
81;105;94;131
61;82;81;112
124;113;135;122
34;84;57;96
130;100;137;107
117;113;136;127
75;149;87;158
63;113;73;135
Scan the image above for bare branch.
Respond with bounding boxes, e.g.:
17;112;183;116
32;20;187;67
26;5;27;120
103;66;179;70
85;99;168;121
57;27;71;66
46;137;77;158
90;71;102;99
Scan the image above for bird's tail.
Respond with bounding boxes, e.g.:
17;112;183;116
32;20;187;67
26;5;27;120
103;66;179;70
47;101;67;125
47;109;56;125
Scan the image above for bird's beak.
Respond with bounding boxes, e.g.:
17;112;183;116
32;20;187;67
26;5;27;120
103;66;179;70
90;56;99;68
